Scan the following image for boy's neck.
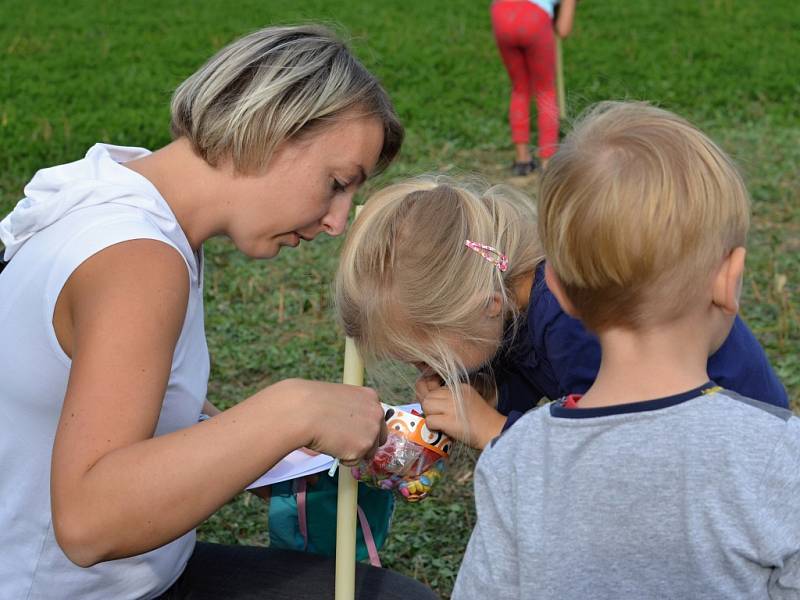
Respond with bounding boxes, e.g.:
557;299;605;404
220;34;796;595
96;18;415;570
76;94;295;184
576;314;715;409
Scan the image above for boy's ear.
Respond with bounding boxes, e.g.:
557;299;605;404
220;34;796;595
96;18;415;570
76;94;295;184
712;247;746;315
544;263;580;318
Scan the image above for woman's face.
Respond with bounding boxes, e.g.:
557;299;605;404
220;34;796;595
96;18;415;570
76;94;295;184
224;113;385;258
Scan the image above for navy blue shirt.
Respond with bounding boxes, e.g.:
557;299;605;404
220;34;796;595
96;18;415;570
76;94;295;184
492;265;789;430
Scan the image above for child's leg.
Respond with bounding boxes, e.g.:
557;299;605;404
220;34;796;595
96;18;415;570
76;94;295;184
522;10;559;161
491;3;533;162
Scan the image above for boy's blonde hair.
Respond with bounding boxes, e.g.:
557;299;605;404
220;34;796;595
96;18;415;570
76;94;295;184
538;101;750;331
334;176;543;409
171;24;403;174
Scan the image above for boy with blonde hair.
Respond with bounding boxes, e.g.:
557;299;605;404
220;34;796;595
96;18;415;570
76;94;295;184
453;102;800;599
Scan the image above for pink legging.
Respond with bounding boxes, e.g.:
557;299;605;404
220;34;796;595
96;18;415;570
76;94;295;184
491;1;558;158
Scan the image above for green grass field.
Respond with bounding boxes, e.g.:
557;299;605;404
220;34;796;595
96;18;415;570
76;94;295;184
1;1;798;597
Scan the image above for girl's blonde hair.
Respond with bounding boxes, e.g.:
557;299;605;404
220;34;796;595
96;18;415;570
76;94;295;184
334;176;543;415
171;24;403;174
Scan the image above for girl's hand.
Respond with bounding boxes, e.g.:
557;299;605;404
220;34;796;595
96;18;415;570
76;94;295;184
298;380;388;464
416;377;506;450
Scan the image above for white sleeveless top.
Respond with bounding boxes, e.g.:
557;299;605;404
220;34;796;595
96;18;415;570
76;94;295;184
0;144;209;599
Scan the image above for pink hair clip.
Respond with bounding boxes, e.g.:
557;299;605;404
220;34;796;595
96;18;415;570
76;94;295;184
464;240;508;272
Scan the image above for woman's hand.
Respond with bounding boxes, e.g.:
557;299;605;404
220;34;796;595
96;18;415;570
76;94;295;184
415;377;506;450
293;380;388;464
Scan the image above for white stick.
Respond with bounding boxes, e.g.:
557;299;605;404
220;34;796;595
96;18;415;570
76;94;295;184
335;207;365;600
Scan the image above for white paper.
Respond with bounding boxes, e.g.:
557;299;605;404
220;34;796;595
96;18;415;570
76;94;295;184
246;450;334;489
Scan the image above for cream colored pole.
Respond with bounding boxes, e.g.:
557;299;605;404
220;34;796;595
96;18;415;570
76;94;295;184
335;206;365;600
556;36;567;119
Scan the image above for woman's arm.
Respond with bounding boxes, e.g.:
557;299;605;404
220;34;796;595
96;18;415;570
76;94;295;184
554;0;577;38
51;239;384;567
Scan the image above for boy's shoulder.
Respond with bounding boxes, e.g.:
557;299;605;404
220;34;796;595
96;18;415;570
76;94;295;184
474;404;551;493
697;388;798;453
695;388;795;444
482;403;551;464
481;387;798;473
708;387;793;422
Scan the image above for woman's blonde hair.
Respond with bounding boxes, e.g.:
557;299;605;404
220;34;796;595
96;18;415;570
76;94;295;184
334;176;543;416
538;101;750;331
171;24;403;174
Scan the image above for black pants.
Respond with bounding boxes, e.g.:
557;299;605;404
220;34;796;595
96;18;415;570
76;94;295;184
157;542;439;599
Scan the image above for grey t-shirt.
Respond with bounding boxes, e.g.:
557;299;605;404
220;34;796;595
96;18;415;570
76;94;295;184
453;387;800;599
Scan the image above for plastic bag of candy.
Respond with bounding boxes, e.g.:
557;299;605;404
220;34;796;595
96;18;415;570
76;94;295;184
351;404;452;502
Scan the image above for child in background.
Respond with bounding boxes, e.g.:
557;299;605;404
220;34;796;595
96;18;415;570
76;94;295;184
452;101;800;599
334;176;788;450
491;0;577;175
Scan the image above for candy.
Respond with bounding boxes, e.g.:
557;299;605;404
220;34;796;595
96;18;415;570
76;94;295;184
353;404;451;502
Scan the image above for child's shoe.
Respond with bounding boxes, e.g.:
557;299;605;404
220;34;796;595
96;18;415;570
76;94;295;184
511;160;537;176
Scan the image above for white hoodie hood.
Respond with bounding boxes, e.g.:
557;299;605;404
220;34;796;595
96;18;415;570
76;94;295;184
0;143;198;283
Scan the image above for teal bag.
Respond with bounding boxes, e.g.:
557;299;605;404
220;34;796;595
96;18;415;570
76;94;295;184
268;471;395;566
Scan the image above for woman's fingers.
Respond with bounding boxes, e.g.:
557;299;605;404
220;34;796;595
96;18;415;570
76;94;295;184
378;421;388;446
304;382;386;463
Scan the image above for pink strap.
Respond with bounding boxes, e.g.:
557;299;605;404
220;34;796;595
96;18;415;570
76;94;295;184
357;505;382;568
296;478;309;551
296;478;380;567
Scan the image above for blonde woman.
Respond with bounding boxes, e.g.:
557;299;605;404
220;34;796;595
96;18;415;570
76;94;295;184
0;25;437;599
334;176;788;450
